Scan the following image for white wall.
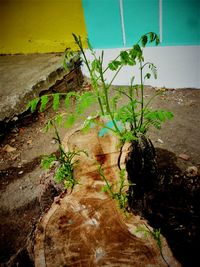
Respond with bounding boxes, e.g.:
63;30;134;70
82;46;200;89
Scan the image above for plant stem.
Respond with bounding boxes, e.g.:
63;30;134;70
108;65;123;88
76;35;91;73
98;166;114;198
139;61;144;131
129;85;137;133
144;224;170;267
53;122;69;162
73;34;105;115
141;62;153;70
98;60;122;136
91;78;105;115
143;91;161;113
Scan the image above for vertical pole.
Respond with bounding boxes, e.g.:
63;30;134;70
159;0;163;43
119;0;126;46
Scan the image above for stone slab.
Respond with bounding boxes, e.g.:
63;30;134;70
0;53;68;122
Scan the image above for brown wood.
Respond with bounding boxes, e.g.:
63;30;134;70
34;126;181;267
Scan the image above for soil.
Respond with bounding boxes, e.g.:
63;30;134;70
0;86;200;267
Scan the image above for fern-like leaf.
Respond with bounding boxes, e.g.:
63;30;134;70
76;92;96;114
54;114;63;125
40;95;49;112
82;115;98;133
120;131;138;143
108;60;121;71
149;64;157;79
65;114;76;128
44;120;53;132
141;34;148;47
41;154;57;170
65;91;79;109
52;93;60;111
27;98;40;113
111;90;123;110
144;110;173;131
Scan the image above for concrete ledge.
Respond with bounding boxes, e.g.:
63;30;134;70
0;53;82;123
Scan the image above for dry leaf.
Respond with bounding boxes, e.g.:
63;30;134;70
11;153;20;160
3;144;17;153
157;138;164;144
179;153;190;161
27;139;33;145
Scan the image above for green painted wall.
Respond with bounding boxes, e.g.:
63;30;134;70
82;0;123;48
163;0;200;45
124;0;159;46
82;0;200;48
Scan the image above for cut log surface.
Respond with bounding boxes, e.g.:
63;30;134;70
34;126;181;267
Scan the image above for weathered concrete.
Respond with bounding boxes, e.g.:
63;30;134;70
0;53;81;123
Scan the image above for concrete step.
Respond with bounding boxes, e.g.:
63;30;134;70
0;53;83;137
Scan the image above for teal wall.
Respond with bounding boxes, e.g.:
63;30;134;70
82;0;123;48
82;0;200;48
163;0;200;45
123;0;159;46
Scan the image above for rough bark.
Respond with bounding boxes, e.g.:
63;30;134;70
125;135;157;210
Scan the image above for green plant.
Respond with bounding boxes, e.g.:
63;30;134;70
27;32;173;207
98;165;130;211
41;119;87;190
27;32;173;144
136;224;170;267
71;32;173;146
41;154;57;170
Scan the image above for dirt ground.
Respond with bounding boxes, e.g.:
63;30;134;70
0;86;200;267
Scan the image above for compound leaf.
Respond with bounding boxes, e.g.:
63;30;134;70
108;60;121;71
40;95;49;112
52;93;60;111
65;114;76;128
27;98;40;112
141;34;148;47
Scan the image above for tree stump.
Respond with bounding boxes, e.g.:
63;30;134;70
34;126;180;267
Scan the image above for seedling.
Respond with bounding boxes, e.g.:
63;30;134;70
136;224;170;267
98;165;130;211
41;119;87;190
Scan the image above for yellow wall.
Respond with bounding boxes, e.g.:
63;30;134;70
0;0;87;54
